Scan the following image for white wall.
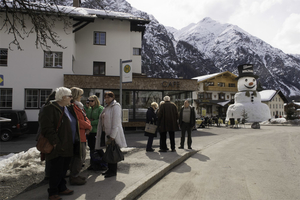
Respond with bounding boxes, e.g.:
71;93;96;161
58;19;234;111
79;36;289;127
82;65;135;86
0;14;74;121
73;18;142;75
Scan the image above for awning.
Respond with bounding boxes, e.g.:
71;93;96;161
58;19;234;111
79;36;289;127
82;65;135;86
217;100;231;107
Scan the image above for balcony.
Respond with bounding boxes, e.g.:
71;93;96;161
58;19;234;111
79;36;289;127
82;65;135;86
204;86;237;92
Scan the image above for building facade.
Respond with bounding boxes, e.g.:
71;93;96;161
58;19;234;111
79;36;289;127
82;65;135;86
0;5;198;128
192;71;238;119
0;5;149;122
260;90;288;118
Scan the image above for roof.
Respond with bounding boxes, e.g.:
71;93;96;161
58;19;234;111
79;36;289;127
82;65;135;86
260;90;277;101
2;1;150;23
192;71;237;83
259;90;289;103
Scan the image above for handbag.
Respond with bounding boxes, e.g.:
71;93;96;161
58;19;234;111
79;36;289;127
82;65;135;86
103;140;124;163
144;122;157;134
36;110;64;154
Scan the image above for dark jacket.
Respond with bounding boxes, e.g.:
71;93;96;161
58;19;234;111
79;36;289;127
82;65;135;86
144;107;158;137
179;106;196;128
157;101;179;132
39;101;75;161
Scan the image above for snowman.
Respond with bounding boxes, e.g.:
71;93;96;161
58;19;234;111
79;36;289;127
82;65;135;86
226;64;271;127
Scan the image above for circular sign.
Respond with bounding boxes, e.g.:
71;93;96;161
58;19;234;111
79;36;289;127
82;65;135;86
124;65;131;73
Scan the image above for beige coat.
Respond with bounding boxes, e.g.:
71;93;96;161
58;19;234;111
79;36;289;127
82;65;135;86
95;100;127;149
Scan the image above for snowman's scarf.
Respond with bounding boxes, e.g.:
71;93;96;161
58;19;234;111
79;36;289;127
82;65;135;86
245;91;257;97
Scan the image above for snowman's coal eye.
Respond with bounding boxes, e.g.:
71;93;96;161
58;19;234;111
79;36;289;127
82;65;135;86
245;79;248;82
253;79;255;82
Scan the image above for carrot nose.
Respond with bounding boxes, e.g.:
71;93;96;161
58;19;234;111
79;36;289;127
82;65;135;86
249;82;253;86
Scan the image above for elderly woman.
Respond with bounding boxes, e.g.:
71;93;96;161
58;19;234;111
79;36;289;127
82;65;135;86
145;102;158;152
39;87;76;200
95;91;127;178
69;87;92;185
86;95;103;170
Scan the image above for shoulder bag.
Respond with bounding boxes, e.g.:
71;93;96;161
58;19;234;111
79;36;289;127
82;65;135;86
144;122;157;134
103;140;124;163
36;110;64;154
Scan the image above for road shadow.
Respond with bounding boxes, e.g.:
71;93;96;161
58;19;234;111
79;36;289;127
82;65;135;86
191;153;210;162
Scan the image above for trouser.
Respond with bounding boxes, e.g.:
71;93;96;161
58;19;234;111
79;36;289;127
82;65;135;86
81;142;86;164
70;142;86;177
180;123;192;148
146;135;154;150
87;132;96;163
108;163;117;175
160;131;175;150
48;156;71;196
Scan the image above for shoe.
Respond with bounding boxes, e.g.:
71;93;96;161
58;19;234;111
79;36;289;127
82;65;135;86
59;188;74;195
104;173;116;178
188;147;192;149
102;170;110;176
166;148;170;150
78;175;86;180
171;149;176;152
146;148;155;152
178;146;184;149
159;149;167;152
48;195;62;200
70;176;86;185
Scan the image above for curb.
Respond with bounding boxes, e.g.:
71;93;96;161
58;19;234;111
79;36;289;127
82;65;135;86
119;150;199;200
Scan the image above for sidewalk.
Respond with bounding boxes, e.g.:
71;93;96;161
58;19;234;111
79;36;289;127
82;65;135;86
12;126;242;200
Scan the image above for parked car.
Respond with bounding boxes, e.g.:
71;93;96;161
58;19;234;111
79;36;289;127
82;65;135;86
0;110;29;142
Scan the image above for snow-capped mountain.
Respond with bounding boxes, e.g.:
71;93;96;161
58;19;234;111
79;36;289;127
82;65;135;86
60;0;300;101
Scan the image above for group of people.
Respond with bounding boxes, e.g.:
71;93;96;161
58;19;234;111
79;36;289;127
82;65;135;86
38;87;126;200
145;96;196;153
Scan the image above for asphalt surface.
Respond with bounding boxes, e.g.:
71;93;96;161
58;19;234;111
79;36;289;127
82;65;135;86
3;124;294;200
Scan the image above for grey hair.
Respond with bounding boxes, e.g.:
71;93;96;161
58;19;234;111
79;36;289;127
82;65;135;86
163;96;170;101
55;87;72;101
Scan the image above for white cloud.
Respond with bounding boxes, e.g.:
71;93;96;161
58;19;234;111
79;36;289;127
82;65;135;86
274;13;300;54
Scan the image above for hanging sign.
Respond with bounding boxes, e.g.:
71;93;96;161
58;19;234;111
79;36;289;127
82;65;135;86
122;60;132;83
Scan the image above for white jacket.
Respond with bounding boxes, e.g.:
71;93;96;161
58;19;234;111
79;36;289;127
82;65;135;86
95;100;127;149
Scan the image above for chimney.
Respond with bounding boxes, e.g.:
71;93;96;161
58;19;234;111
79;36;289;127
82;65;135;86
73;0;81;7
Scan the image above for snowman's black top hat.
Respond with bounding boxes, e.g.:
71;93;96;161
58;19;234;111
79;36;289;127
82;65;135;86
235;64;259;80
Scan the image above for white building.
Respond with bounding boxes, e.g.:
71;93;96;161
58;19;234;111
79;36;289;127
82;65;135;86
0;4;149;123
260;90;288;118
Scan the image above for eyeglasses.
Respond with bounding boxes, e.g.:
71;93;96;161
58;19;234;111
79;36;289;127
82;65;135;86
66;95;73;98
89;100;94;102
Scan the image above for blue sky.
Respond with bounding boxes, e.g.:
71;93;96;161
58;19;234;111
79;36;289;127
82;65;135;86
126;0;300;55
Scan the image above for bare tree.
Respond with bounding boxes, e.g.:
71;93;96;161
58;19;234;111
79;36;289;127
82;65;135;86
0;0;104;50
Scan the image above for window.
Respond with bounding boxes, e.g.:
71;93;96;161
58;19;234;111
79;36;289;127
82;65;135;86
94;32;106;45
0;49;8;66
219;93;225;100
228;83;236;87
0;88;12;108
44;51;63;68
133;48;141;55
198;93;212;99
218;82;225;87
93;62;105;75
231;94;235;100
199;93;204;99
25;89;52;108
205;82;214;86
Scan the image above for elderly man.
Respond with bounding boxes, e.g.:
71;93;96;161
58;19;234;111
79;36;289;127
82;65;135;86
157;96;179;152
178;100;196;149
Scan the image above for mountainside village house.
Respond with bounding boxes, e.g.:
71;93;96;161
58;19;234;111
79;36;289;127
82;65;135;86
192;71;238;120
0;2;197;129
260;90;288;118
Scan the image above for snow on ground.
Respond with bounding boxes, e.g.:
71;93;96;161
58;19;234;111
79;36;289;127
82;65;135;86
0;146;136;200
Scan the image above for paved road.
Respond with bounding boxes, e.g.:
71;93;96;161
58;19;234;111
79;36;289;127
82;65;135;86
137;126;300;200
